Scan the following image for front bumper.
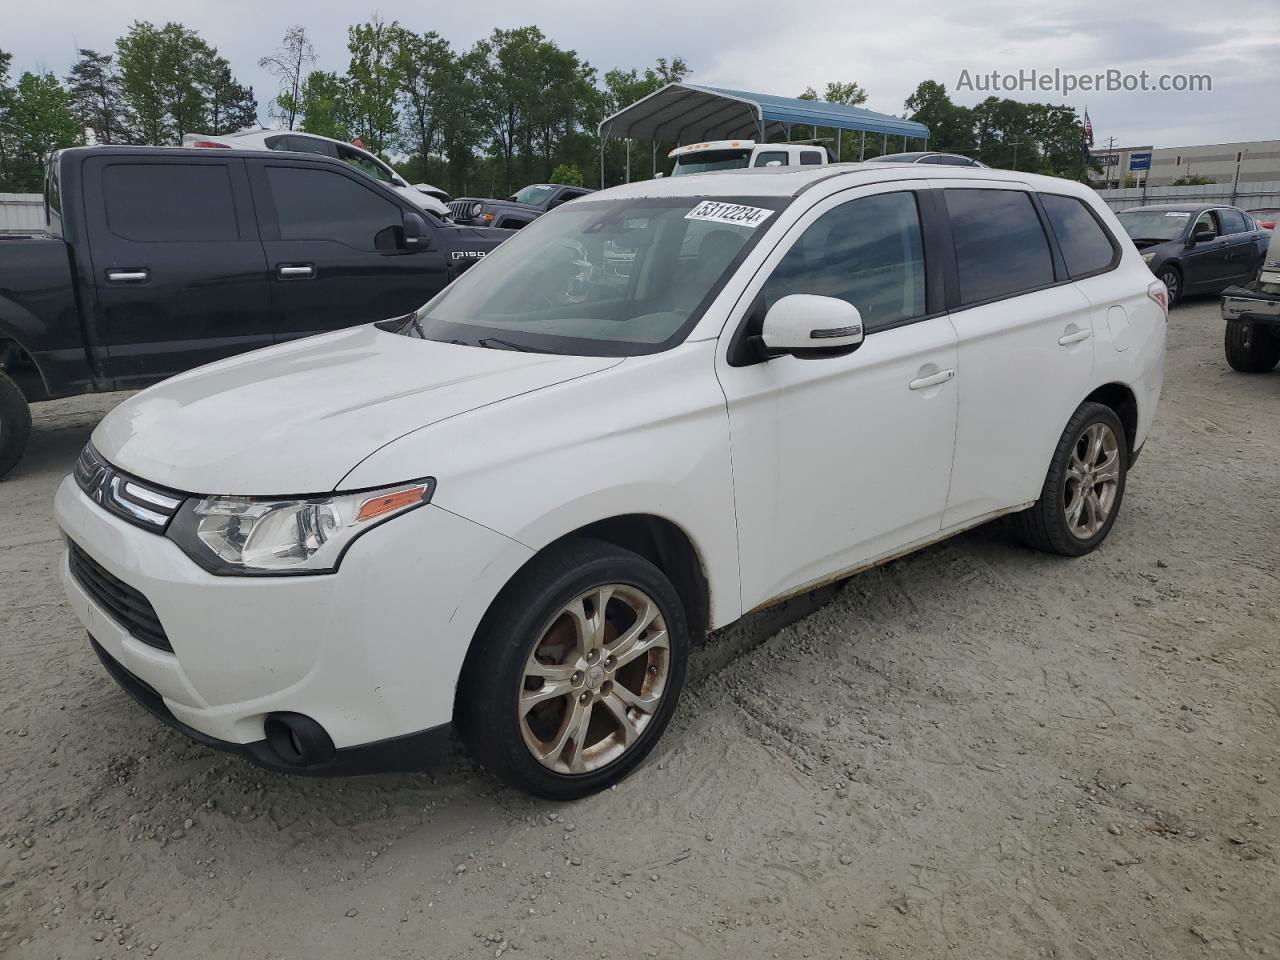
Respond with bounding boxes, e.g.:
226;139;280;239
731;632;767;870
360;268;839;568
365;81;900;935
56;475;534;766
1222;285;1280;326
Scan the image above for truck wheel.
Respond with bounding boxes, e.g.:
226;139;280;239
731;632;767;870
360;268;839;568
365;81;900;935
457;538;688;800
1014;402;1128;557
0;369;32;479
1224;319;1280;373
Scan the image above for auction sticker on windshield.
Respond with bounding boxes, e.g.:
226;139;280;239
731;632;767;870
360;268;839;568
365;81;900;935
685;201;773;228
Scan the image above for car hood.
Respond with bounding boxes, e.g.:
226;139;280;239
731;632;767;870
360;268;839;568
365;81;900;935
93;324;621;495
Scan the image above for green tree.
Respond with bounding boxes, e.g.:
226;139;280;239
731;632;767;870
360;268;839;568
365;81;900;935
345;16;400;155
549;162;584;186
469;26;547;192
65;49;133;144
903;80;975;155
601;55;689;183
201;58;258;135
259;25;314;130
798;80;868;106
0;51;16;187
116;21;211;143
2;70;83;190
297;70;350;141
393;28;453;182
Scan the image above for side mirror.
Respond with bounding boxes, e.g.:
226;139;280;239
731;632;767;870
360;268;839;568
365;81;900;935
755;294;865;359
403;211;430;250
1187;227;1215;246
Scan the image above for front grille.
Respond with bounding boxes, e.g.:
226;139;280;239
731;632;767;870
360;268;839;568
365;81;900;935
69;541;173;653
74;444;184;534
449;200;475;220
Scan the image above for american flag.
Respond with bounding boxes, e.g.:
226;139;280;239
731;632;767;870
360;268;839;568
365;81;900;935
1083;110;1094;147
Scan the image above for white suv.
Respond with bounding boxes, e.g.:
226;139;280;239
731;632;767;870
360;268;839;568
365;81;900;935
668;140;828;175
56;164;1167;799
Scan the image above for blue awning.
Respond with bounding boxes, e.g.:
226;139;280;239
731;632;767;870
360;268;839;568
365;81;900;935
599;83;929;144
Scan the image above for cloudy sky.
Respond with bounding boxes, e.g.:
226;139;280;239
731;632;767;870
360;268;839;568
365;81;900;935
8;0;1278;149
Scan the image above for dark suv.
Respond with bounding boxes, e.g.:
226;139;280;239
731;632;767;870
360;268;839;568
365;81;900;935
448;183;594;230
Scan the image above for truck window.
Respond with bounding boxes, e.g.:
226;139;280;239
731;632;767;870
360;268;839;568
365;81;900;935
103;163;238;243
266;166;402;252
753;151;789;167
799;151;824;165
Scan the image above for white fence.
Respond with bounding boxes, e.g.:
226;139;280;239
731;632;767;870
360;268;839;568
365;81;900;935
0;193;45;233
1095;181;1280;212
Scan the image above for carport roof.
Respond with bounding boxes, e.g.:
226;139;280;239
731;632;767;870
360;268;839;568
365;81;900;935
598;83;929;144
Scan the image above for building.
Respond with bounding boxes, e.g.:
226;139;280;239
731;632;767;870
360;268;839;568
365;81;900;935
1089;139;1280;189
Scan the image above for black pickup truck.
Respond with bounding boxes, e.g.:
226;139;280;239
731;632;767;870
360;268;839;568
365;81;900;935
0;146;509;477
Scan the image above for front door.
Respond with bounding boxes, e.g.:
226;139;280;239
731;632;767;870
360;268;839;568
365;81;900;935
1180;210;1231;290
248;159;449;342
716;186;958;611
82;155;272;387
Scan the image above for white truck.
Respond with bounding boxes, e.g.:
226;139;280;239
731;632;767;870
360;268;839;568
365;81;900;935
668;140;829;176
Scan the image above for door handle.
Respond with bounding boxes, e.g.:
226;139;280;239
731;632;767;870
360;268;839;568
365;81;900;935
106;269;149;283
1058;328;1092;346
277;264;315;279
908;369;955;390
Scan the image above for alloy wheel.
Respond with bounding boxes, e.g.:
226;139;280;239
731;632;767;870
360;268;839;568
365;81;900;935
1063;422;1121;539
518;584;670;774
1159;269;1179;303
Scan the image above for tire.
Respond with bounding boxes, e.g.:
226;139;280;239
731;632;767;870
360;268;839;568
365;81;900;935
1014;402;1129;557
0;369;32;480
1157;265;1182;306
457;537;689;800
1224;318;1280;373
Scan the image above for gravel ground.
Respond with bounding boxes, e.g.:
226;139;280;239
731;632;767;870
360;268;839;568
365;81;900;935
1;297;1277;959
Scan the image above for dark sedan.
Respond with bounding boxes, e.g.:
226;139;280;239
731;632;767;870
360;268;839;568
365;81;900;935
1115;203;1269;304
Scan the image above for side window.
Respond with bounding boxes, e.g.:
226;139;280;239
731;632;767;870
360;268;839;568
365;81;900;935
103;163;238;243
945;189;1055;305
753;151;789;167
282;135;334;158
1217;209;1247;236
918;154;949;165
1192;212;1217;238
264;134;289;150
1039;193;1118;278
931;155;974;166
266;166;402;252
336;145;394;183
763;191;926;332
799;151;824;166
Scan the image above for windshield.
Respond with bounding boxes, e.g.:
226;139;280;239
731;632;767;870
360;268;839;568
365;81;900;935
1116;209;1193;242
671;150;753;176
405;196;785;356
509;184;557;205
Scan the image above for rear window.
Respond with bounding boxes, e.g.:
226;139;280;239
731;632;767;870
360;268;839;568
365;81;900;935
945;189;1054;305
671;150;752;175
103;163;238;243
799;151;824;165
1039;194;1118;278
266;166;402;251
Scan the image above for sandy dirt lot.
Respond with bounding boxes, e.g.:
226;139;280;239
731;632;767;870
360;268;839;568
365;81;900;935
1;297;1276;959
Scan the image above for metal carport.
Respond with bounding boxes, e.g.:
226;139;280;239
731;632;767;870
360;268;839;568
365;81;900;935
597;83;931;183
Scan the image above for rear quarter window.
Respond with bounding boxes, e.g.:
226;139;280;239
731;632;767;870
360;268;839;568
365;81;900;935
103;163;239;242
1039;194;1119;278
945;188;1055;305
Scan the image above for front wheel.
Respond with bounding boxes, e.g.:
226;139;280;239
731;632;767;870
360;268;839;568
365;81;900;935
1224;318;1280;373
1014;402;1128;557
1158;266;1182;306
457;538;688;799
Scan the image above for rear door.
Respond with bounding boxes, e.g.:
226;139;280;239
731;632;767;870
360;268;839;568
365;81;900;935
82;155;271;386
248;159;450;342
1214;208;1256;284
935;181;1096;528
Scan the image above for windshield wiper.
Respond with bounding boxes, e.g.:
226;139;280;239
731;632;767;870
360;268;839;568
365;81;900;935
477;336;551;353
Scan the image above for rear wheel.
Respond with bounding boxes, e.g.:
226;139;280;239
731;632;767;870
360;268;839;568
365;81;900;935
0;369;32;480
457;538;688;799
1014;402;1128;557
1224;318;1280;373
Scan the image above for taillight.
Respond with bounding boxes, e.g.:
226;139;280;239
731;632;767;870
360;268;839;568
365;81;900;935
1147;279;1168;317
1262;221;1276;231
189;140;230;148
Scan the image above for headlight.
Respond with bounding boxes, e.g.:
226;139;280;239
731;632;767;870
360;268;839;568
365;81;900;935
167;479;435;576
1141;252;1156;263
470;202;483;217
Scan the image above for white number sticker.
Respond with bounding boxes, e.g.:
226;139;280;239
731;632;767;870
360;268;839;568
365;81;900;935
685;201;772;228
1164;211;1191;218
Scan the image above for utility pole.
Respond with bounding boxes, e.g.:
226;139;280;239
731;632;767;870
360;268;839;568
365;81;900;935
1008;138;1022;171
1104;136;1117;188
